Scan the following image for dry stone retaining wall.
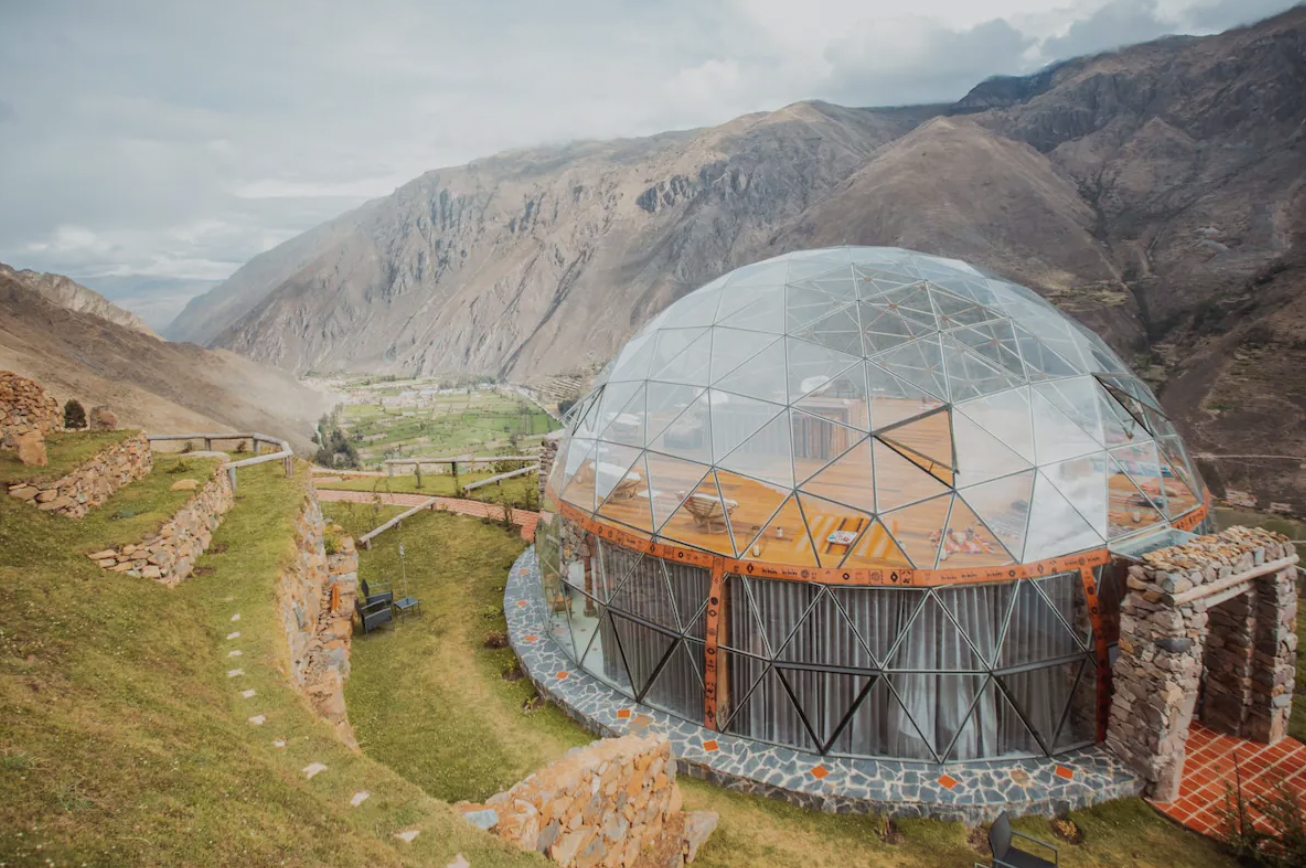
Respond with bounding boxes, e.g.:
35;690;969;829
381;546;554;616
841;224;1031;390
0;370;61;442
278;487;359;747
1107;526;1298;801
85;461;233;585
456;734;717;868
8;432;152;518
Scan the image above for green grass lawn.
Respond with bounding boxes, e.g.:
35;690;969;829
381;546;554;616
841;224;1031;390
316;469;537;506
0;459;543;867
0;429;134;485
330;505;1241;868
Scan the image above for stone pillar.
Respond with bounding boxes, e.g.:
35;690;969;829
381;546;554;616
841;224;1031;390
1201;592;1255;737
1247;565;1298;744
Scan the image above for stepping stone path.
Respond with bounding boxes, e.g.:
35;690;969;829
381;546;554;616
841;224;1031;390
302;763;328;780
226;631;240;640
230;613;241;622
447;855;470;868
240;689;256;699
248;715;266;726
226;668;244;678
228;650;242;657
273;739;286;748
222;596;234;602
350;791;370;806
394;829;421;843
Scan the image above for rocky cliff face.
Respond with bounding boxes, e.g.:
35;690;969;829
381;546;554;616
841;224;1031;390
1;263;156;336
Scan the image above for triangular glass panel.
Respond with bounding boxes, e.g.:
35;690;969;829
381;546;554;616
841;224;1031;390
953;387;1036;464
1041;454;1109;541
1095;379;1146;445
885;593;986;672
1024;472;1104;562
1109;441;1169;517
546;437;572;498
831;587;924;666
610;615;678;699
799;438;875;512
839;519;914;571
934;496;1015;569
864;362;946;431
643;452;712;532
831;675;933;760
1054;658;1098;751
660;472;737;557
718;280;787;334
665;563;710;639
807;269;860;303
649;328;708;382
572;392;603;440
950;320;1026;378
592;443;647;507
1106;452;1166;539
719;578;770;654
1032;377;1109;447
642;639;706;720
741;495;818;568
940;336;1024;402
1036;572;1092;651
709;328;782;383
579;610;635;693
608;559;680;632
785;256;853;284
548;589;579;661
796;493;876;568
775;666;875;749
716;411;794;489
790;408;865;485
741;575;822;658
786;281;846;332
1031;388;1102;464
881;493;952;569
935;584;1017;667
951;411;1033;488
596;540;645;601
958;471;1035;562
607;332;657;382
872;440;950;512
644;382;705;446
774;588;875;668
1099;373;1163;412
648;390;712;464
786;338;861;403
715;470;789;560
869;284;937;332
930;290;1004;331
596;382;648;448
890;673;988;760
1156;437;1201;518
793;303;862;356
713;342;790;404
870;335;949;401
997;580;1085;669
650;328;713;387
950;676;1042;760
560;438;600;512
709;390;786;464
715;649;768;733
1015;325;1082;380
723;665;819;752
878;411;955;486
998;660;1084;754
662;284;725;329
857;301;926;354
597;461;656;536
793;363;872;431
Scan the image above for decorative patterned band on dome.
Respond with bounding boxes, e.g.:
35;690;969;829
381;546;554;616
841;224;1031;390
548;497;1212;588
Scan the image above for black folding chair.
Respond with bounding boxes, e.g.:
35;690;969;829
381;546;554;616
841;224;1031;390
357;596;393;633
989;812;1057;868
360;578;393;608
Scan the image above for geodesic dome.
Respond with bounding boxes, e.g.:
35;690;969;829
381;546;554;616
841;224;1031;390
537;247;1210;763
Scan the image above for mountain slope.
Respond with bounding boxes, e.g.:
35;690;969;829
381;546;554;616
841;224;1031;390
0;273;328;447
0;263;156;336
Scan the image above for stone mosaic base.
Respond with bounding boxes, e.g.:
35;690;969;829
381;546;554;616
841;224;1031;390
506;548;1144;822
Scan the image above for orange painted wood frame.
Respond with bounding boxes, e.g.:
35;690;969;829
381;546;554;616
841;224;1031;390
1078;565;1112;742
703;558;726;730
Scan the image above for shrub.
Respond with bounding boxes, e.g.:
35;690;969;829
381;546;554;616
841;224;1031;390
63;399;87;430
1218;759;1306;867
181;440;195;454
235;439;249;454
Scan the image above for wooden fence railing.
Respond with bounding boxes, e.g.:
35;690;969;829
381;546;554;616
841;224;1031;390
147;432;294;491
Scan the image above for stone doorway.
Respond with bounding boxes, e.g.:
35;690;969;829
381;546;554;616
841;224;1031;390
1106;528;1298;801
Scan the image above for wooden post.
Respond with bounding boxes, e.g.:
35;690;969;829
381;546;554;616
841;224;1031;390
388;463;395;477
204;437;212;452
452;460;461;496
227;466;238;492
415;463;422;490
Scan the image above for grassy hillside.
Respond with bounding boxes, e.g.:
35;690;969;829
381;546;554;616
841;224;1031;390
0;445;541;867
329;505;1241;868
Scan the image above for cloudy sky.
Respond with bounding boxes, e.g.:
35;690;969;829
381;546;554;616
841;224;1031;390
0;0;1298;325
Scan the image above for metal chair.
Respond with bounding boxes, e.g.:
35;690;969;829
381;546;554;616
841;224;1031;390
989;812;1058;868
356;596;393;633
360;578;393;608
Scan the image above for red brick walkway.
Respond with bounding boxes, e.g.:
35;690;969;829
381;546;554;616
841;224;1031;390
1149;722;1306;837
315;488;539;540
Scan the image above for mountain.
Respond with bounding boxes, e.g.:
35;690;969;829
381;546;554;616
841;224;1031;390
75;274;223;333
1;263;156;336
0;271;330;449
170;7;1306;504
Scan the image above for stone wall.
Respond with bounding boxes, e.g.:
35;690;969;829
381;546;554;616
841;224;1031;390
540;431;562;504
0;370;61;443
85;460;233;585
8;432;152;518
1107;526;1299;801
456;734;717;868
278;487;359;747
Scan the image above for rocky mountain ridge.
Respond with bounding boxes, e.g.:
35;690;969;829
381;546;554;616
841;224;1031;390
2;263;156;336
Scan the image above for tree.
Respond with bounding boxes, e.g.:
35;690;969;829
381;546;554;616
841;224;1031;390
63;399;87;430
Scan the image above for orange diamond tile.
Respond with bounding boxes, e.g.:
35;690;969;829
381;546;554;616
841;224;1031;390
938;774;958;790
516;600;528;607
616;708;632;719
523;634;538;643
810;765;829;780
1054;765;1074;780
702;739;719;752
556;671;570;680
